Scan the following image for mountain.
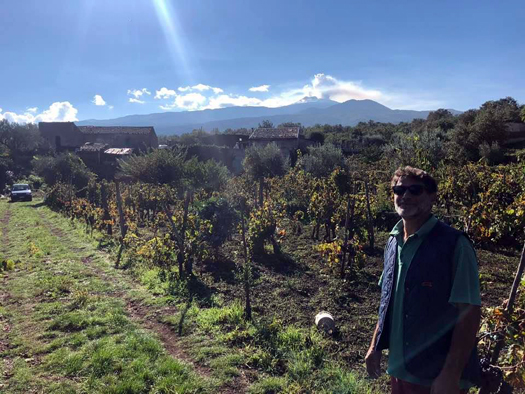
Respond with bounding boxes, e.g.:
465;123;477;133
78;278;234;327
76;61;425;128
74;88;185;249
78;99;459;135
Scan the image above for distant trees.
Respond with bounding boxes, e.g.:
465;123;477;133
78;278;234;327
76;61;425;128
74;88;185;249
258;120;274;128
278;122;302;128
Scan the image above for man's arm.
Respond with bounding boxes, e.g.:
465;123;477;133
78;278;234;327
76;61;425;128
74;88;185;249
365;322;382;378
430;303;481;394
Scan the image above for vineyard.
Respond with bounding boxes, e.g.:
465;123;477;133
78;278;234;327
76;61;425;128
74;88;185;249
1;155;512;392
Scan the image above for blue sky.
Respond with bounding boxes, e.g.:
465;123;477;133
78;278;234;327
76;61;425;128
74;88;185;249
0;0;523;123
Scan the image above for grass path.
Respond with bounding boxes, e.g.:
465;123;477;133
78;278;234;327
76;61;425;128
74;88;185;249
0;200;237;393
0;199;382;394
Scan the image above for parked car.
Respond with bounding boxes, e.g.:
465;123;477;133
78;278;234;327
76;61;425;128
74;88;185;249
10;184;32;202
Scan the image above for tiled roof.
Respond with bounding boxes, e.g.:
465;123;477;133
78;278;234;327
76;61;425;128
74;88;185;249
78;126;154;135
249;127;300;140
79;142;108;152
104;148;134;155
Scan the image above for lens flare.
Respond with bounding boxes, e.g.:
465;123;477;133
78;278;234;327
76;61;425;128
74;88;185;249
153;0;192;80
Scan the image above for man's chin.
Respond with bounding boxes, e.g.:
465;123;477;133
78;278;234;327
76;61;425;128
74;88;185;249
395;208;418;218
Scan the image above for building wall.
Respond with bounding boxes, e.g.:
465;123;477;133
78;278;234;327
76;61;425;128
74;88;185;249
39;122;84;150
250;139;299;154
82;133;157;151
39;122;159;151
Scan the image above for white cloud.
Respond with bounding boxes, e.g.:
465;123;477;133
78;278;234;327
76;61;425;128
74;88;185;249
127;88;151;99
156;73;427;112
129;98;145;104
249;85;270;92
35;102;78;122
155;87;178;100
0;102;78;124
26;107;38;113
0;112;35;124
92;94;106;106
177;84;223;94
160;93;207;111
301;73;383;102
109;105;114;110
205;94;262;110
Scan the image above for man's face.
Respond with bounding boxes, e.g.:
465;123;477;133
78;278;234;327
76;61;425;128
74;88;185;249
393;176;436;220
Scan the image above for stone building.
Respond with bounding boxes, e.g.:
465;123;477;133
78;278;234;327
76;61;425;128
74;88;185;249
38;122;158;152
248;127;315;155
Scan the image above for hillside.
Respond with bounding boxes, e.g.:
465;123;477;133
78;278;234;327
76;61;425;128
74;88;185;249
78;99;461;135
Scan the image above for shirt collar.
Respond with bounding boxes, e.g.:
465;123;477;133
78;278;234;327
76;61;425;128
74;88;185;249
390;214;438;239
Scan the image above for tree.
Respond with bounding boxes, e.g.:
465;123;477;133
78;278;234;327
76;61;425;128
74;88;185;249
308;131;325;144
118;148;185;186
243;143;289;205
0;120;47;178
183;157;230;193
480;97;521;123
32;153;94;190
198;197;238;250
383;128;446;171
450;104;509;162
258;120;274;128
426;109;456;133
298;143;345;178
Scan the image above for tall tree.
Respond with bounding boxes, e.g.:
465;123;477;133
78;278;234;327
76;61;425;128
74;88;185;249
243;142;289;205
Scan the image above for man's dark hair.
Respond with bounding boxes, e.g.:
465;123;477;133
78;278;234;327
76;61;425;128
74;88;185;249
391;166;438;193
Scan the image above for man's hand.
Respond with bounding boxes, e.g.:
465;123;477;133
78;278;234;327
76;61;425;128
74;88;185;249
430;371;460;394
365;348;382;378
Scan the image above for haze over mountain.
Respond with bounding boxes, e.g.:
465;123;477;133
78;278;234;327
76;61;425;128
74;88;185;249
78;99;460;135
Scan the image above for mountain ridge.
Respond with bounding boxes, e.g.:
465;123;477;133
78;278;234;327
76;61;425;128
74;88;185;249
78;99;461;135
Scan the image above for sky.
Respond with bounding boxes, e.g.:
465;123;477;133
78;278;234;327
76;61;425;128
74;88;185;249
0;0;524;124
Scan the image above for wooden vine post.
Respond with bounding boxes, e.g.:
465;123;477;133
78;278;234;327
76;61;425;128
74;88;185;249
182;190;192;277
115;180;128;268
341;183;357;279
240;204;252;321
364;179;375;251
100;182;112;236
490;241;525;365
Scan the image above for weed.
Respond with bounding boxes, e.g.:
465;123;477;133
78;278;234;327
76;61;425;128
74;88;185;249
249;376;288;394
196;302;244;332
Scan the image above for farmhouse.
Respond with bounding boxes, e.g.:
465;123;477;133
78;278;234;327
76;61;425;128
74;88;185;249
38;122;159;152
248;127;315;155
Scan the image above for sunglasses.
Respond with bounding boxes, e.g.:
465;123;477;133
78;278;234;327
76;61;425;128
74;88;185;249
392;185;426;196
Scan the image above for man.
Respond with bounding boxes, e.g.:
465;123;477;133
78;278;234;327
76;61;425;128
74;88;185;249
365;166;481;394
